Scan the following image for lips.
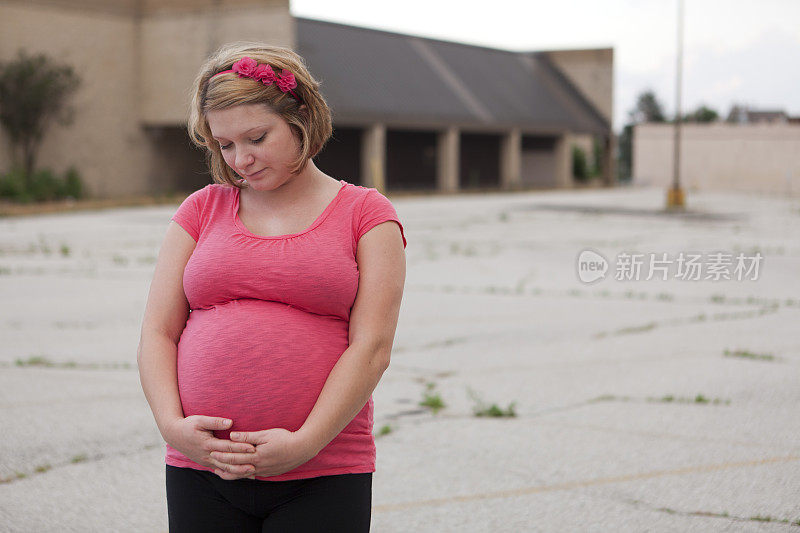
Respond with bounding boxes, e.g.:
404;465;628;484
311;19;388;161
243;168;266;179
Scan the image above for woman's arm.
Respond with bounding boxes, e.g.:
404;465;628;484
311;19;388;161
296;220;406;452
137;221;195;436
216;220;405;478
138;221;256;470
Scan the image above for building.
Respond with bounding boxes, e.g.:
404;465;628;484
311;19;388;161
725;105;790;125
0;0;615;198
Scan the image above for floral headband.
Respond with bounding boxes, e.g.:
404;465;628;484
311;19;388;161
211;56;303;104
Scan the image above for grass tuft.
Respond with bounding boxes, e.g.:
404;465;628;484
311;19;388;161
646;394;730;405
419;382;446;414
615;322;656;335
466;387;517;417
723;348;776;361
15;355;52;367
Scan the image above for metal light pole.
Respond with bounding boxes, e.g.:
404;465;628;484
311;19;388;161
667;0;686;209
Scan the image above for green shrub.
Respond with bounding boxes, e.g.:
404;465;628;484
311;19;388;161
591;137;603;177
29;168;62;201
0;166;85;202
572;145;589;182
62;166;84;199
0;167;29;201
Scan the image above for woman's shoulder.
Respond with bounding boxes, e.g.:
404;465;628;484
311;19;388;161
205;181;237;195
181;181;232;198
340;181;393;206
189;182;239;206
178;182;236;217
336;182;406;248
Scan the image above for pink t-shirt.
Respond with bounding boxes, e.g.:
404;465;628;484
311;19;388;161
166;179;406;481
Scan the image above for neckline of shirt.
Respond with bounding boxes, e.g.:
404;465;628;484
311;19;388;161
232;179;349;240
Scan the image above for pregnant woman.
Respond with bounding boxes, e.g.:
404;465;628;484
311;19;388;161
137;42;406;532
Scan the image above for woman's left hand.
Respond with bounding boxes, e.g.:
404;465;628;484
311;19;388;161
209;428;318;481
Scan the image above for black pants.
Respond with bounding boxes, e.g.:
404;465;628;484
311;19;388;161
166;465;372;532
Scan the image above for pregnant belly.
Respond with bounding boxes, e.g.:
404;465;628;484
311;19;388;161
176;299;350;437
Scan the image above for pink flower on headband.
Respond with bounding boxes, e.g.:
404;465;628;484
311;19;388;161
254;63;277;84
213;57;302;102
276;70;297;92
232;56;258;77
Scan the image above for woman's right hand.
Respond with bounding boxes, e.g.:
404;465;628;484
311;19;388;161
164;416;257;477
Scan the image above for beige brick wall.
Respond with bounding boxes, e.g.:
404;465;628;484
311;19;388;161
0;0;293;197
140;4;294;125
0;2;153;198
544;48;614;125
633;123;800;194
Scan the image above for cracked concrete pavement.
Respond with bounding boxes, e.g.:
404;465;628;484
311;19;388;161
1;185;799;531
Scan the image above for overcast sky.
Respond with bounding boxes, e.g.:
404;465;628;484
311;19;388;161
291;0;800;132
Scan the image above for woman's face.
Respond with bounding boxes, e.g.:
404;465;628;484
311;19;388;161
206;103;302;190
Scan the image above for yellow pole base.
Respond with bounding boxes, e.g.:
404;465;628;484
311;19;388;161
666;187;685;209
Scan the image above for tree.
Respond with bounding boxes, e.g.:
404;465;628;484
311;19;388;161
682;104;719;123
628;90;667;124
0;50;80;187
617;89;667;181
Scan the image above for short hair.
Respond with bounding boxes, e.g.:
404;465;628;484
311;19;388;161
188;42;333;188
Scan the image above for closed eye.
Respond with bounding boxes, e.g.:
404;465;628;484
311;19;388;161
219;133;265;151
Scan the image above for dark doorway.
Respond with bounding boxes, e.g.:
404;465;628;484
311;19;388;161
145;127;210;193
386;129;437;191
460;133;501;189
315;127;362;185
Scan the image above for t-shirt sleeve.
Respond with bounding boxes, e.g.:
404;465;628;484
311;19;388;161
355;188;407;248
171;186;208;242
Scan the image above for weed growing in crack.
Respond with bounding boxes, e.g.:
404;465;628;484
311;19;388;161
615;322;657;335
37;235;51;255
466;386;517;417
747;515;795;524
13;357;134;370
590;394;624;402
15;355;51;367
646;394;730;405
419;382;445;414
591;394;729;405
723;349;776;362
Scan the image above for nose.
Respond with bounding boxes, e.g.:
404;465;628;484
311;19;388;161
234;147;255;171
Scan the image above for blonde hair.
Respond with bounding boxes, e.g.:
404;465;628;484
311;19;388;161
188;42;333;187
